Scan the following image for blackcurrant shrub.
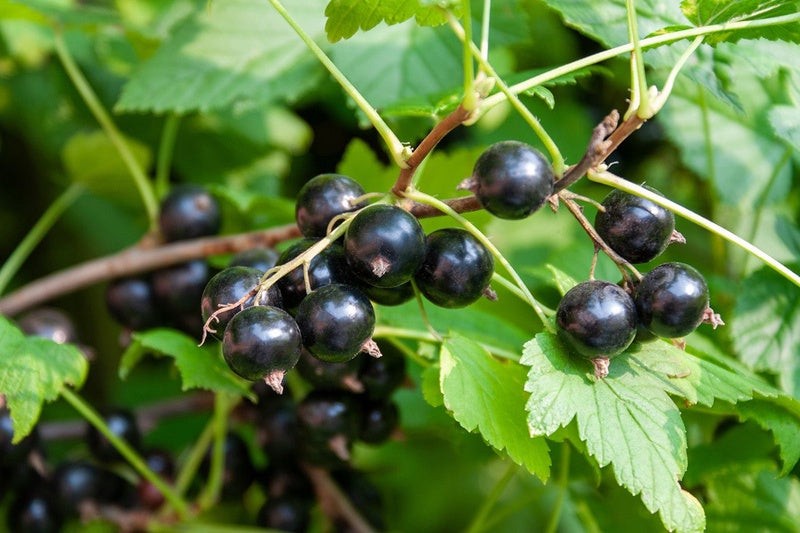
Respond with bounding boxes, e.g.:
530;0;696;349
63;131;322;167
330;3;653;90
256;496;312;533
18;307;78;344
222;305;302;391
296;348;365;392
105;276;162;330
556;280;637;375
295;173;367;238
415;228;494;308
635;262;709;338
296;390;361;467
276;239;351;311
295;284;375;363
201;266;282;339
344;204;425;288
359;341;407;400
228;247;279;273
594;186;676;264
359;400;399;445
467;140;554;219
158;184;221;242
86;408;141;463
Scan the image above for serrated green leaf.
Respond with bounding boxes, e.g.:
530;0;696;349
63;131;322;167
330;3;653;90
323;0;450;42
522;332;705;532
731;267;800;399
769;104;800;151
61;130;151;204
116;0;327;113
0;316;88;442
120;329;254;400
681;0;800;44
546;264;579;296
440;334;550;478
421;363;443;407
738;400;800;475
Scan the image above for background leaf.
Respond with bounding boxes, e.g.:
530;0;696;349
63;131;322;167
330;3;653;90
323;0;451;42
680;0;800;43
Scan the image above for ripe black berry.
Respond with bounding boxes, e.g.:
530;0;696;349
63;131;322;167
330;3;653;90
158;184;221;242
296;390;361;467
556;280;637;360
258;394;299;460
344;204;425;288
359;341;407;400
296;348;365;392
52;460;110;516
360;400;399;444
0;408;39;467
276;239;351;311
201;266;282;339
295;284;375;363
295;173;367;238
468;140;554;219
151;259;211;319
222;305;302;391
18;308;78;344
86;408;141;463
360;281;415;306
7;489;61;533
256;496;312;533
415;228;494;308
105;276;162;330
228;248;279;272
635;262;709;338
259;461;313;499
594;186;675;264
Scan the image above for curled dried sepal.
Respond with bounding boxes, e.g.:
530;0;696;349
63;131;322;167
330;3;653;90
361;339;383;359
702;307;725;329
264;370;287;395
592;356;611;379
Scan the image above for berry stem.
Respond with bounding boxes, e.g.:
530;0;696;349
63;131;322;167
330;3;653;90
60;388;189;518
372;325;521;362
198;393;236;509
267;0;408;170
403;190;553;330
543;442;572;533
552;111;619;193
53;31;160;231
460;0;478;112
625;0;652;120
465;461;517;533
492;273;556;315
588;170;800;288
155;114;182;198
303;465;378;533
0;183;84;296
174;417;216;496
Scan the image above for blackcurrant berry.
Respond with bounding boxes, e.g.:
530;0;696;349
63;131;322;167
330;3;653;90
295;284;375;363
360;281;415;306
594;186;675;264
359;400;399;444
158;184;221;242
259;461;313;499
258;394;299;460
18;308;78;344
0;408;39;467
359;341;407;400
201;266;282;339
151;259;211;318
87;408;141;463
296;348;365;392
344;204;425;288
415;228;494;308
296;390;361;467
228;247;279;272
468;140;554;219
106;276;162;330
256;496;312;533
556;280;637;359
7;489;61;533
137;449;175;510
295;173;367;238
52;460;111;516
222;305;302;391
635;262;709;338
276;239;351;311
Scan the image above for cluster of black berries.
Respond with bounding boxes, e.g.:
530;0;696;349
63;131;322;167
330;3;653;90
556;188;714;377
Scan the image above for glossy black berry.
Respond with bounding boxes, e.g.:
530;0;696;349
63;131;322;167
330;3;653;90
415;228;494;308
201;266;282;339
360;400;399;444
200;432;255;500
86;408;141;463
7;489;61;533
137;449;175;510
295;173;367;238
258;395;299;460
256;496;312;533
595;186;675;264
52;460;112;516
259;461;313;499
228;248;279;273
105;276;162;330
344;204;425;288
635;262;709;338
276;239;351;311
470;140;554;219
158;184;221;242
359;341;407;400
295;284;375;363
296;348;365;392
0;408;39;467
360;281;414;306
296;390;361;467
151;259;211;318
222;305;302;390
556;280;637;359
18;308;78;344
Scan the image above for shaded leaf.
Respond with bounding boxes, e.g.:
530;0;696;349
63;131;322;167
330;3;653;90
738;400;800;475
323;0;451;42
0;316;87;442
545;263;579;296
769;104;800;151
441;334;550;478
681;0;800;44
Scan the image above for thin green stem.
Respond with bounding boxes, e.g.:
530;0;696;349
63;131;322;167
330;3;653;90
651;36;704;113
544;442;571;533
61;389;188;517
479;0;491;61
175;417;216;496
625;0;651;119
492;272;555;315
155;114;181;197
372;325;520;361
0;184;83;295
267;0;408;169
588;170;800;288
197;393;234;509
460;0;478;111
53;32;159;229
476;12;800;118
403;189;553;330
448;16;565;176
465;461;517;533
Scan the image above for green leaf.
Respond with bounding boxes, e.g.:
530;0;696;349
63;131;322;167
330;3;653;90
545;263;579;296
440;334;550;478
738;400;800;475
421;363;444;407
116;0;328;113
323;0;450;43
522;332;704;532
680;0;800;44
61;130;152;204
769;104;800;151
4;0;120;26
0;316;88;442
731;267;800;399
120;329;254;400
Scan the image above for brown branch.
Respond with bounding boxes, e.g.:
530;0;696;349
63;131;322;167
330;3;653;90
553;110;620;193
410;195;481;218
0;224;301;317
303;465;377;533
392;105;472;195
